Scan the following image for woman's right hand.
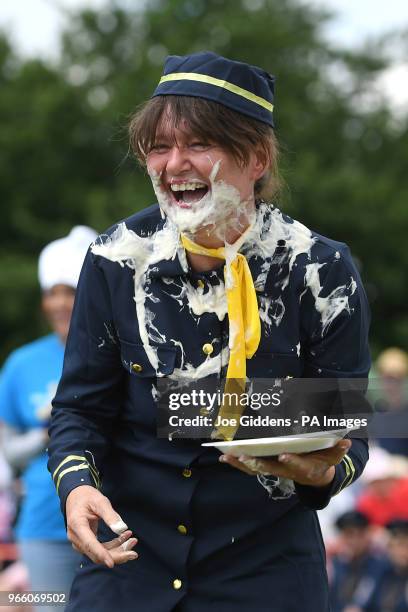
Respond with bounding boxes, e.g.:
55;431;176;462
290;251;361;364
66;485;138;568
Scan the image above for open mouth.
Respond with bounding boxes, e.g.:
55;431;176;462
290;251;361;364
170;181;209;207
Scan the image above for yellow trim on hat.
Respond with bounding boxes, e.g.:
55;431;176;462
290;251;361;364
159;72;274;113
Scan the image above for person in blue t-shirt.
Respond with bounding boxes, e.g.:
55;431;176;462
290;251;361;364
0;226;96;611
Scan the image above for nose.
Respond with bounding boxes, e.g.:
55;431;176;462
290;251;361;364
165;145;192;175
56;295;73;311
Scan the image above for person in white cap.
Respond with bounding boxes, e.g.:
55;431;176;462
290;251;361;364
0;226;97;611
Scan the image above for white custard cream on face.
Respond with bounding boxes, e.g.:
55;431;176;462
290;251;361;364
148;158;256;291
148;159;252;241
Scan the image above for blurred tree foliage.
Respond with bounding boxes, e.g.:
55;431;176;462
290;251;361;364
0;0;407;362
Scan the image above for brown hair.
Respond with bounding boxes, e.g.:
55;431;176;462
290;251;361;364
128;95;282;201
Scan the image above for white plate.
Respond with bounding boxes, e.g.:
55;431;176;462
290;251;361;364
201;428;351;457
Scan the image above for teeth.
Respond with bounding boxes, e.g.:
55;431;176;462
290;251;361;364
170;182;207;192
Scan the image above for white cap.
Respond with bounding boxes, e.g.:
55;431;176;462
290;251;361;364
362;445;408;483
38;225;98;291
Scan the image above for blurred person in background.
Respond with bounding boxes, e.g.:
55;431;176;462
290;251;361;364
0;432;28;612
0;429;15;544
364;519;408;612
356;446;408;527
329;510;388;612
0;226;97;610
370;348;408;457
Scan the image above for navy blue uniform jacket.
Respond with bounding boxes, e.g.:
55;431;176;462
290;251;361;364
48;203;371;612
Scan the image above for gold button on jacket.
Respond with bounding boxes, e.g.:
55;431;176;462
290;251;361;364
173;579;182;590
131;363;143;372
177;524;187;535
202;343;213;355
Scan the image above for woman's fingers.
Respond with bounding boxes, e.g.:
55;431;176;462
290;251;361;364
219;454;257;475
66;486;139;567
71;528;138;565
101;531;138;565
317;439;352;463
103;531;137;552
108;537;138;565
219;438;353;486
219;453;283;476
103;530;131;550
72;517;116;567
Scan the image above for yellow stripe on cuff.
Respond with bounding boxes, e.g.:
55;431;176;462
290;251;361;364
337;454;356;494
336;457;350;495
55;463;89;494
53;455;87;481
344;454;356;487
159;72;274;112
86;462;100;489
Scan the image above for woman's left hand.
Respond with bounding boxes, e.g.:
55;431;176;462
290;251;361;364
219;439;352;487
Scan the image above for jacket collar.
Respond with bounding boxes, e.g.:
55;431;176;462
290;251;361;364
147;202;285;292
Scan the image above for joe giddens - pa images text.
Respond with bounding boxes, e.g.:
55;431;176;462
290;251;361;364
167;414;369;429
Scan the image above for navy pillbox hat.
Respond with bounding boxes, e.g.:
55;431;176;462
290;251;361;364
152;51;275;127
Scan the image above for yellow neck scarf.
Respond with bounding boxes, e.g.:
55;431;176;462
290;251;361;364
181;234;261;439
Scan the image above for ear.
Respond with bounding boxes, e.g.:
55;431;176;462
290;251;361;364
250;147;269;181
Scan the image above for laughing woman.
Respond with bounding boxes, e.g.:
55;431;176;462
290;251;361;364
0;227;96;610
47;53;371;612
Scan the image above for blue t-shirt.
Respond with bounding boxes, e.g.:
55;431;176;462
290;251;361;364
0;334;68;540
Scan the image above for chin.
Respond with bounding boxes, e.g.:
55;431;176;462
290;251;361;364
53;323;70;341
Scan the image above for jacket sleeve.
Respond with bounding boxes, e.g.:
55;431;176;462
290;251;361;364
294;245;371;509
47;250;124;516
